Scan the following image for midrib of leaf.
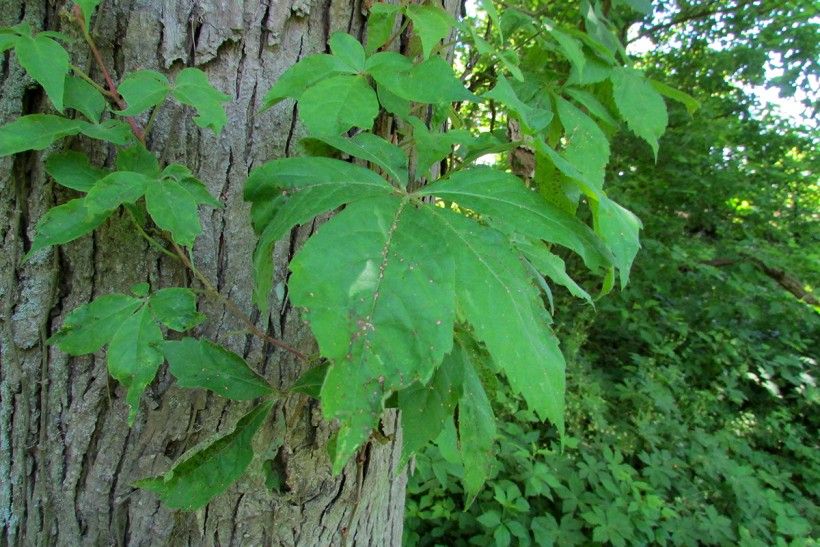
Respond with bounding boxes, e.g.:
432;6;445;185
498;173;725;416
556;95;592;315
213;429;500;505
348;197;409;357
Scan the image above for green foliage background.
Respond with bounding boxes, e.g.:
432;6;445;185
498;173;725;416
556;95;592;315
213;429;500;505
404;0;819;544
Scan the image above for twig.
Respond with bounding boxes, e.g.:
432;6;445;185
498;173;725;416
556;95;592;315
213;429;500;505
73;5;145;143
171;242;308;361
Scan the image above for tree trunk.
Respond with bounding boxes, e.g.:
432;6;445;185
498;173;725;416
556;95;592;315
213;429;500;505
0;0;458;544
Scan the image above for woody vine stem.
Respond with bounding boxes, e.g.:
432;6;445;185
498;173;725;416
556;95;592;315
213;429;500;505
69;5;306;362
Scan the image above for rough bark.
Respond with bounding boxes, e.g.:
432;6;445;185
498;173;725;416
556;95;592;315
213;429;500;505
0;0;457;544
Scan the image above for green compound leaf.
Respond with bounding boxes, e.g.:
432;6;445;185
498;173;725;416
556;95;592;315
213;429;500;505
25;198;110;260
64;75;106;122
145;179;201;247
365;3;401;54
48;294;142;354
458;345;497;505
399;343;465;466
420;167;612;273
367;53;476;104
148;288;205;331
611;67;668;159
564;88;617;127
545;21;586;78
171;68;231;134
407;118;470;178
162;338;273;400
555;95;610;193
244;157;394;312
592;196;642;288
298;74;379;136
0;115;83;157
515;236;593;304
45;150;107;192
289;197;455;473
304;132;408;187
329;32;366;72
291;362;330;399
107;304;164;424
405;4;455;59
430;206;565;434
135;400;273;510
485;75;552;132
117;70;170;116
14;31;70;112
261;54;353;109
84;171;152;214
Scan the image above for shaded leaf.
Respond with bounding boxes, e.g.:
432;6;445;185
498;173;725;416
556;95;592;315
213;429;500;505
64;75;106;122
306;132;408;187
78;119;133;145
458;346;496;505
399;343;465;466
148;288;204;331
117;144;160;176
368;54;475;104
405;4;455;59
45;150;107;192
365;3;401;53
14;31;70;111
261;54;352;109
290;362;330;399
592;197;641;287
135;401;273;509
163;338;273;399
420;167;611;272
485;75;552;132
75;0;102;29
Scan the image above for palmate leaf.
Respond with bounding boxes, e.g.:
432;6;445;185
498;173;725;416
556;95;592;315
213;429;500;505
398;342;465;467
289;196;456;471
405;4;455;59
244;157;395;312
419;167;612;273
458;345;497;505
246;158;590;473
